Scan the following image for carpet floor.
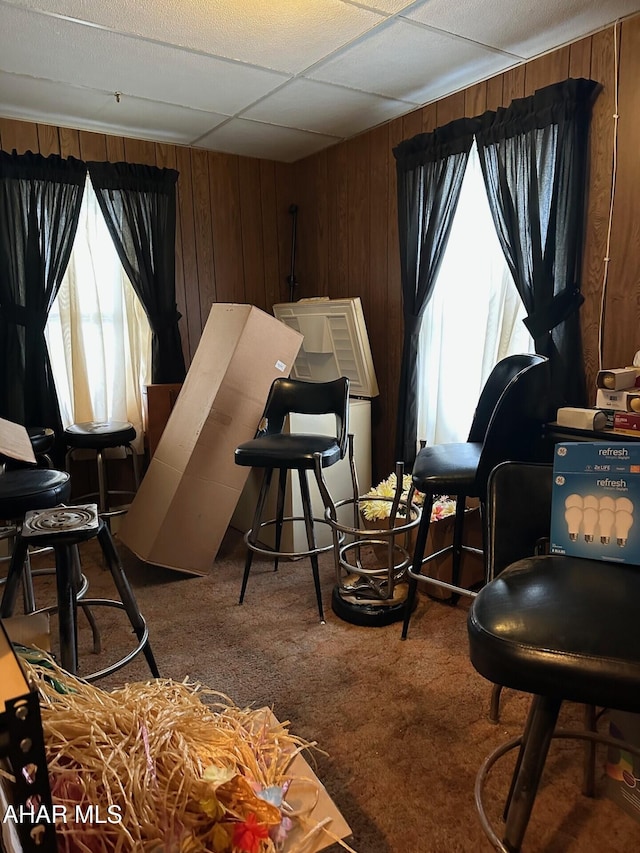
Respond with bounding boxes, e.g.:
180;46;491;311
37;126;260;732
20;529;640;853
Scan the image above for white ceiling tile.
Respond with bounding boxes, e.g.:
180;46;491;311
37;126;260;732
351;0;424;11
6;0;386;74
0;5;288;115
92;97;227;144
308;19;516;102
194;119;340;163
405;0;640;58
0;71;109;124
243;79;414;137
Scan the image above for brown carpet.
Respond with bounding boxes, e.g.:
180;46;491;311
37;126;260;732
26;530;639;853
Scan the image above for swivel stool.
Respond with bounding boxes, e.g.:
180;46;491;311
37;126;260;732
1;502;159;681
64;421;140;520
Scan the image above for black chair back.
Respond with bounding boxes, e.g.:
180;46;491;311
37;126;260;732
468;353;547;443
257;376;350;458
475;356;551;491
486;461;553;579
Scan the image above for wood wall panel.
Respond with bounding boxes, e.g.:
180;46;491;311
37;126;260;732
604;16;640;370
524;47;570;95
36;124;60;157
78;130;107;162
58;127;80;159
580;26;617;386
209;153;244;304
465;82;487;118
1;16;639;483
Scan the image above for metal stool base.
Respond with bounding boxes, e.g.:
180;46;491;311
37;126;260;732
475;727;640;853
331;583;414;626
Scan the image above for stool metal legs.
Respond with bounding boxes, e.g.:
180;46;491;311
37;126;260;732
1;521;159;681
96;523;159;679
240;466;328;623
298;468;324;623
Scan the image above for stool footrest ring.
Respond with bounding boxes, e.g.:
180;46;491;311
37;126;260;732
28;598;150;683
475;726;640;853
244;516;341;560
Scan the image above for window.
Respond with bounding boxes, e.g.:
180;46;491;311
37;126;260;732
45;177;151;451
416;141;534;446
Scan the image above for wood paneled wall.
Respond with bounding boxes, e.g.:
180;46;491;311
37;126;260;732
1;15;639;482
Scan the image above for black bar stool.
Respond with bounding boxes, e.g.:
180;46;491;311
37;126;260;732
64;421;140;520
234;377;350;623
1;503;159;681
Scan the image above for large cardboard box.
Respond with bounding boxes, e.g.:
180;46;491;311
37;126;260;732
119;304;302;575
549;442;640;565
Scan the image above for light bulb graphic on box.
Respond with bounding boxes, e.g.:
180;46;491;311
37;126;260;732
582;505;599;543
615;510;634;547
599;508;615;544
564;495;583;541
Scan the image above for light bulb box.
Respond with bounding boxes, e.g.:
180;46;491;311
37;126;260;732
549;442;640;565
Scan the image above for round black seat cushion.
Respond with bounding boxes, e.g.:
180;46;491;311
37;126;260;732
235;433;342;470
27;426;55;455
64;421;136;450
0;469;72;519
468;554;640;714
412;442;483;495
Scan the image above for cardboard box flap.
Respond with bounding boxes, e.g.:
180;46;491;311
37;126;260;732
0;418;36;465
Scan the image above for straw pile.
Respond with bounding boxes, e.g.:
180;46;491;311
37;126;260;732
10;652;353;853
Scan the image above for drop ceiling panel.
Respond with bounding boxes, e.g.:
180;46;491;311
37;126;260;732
195;118;340;163
7;0;387;74
405;0;640;58
308;19;518;103
360;0;426;11
243;79;413;137
0;5;288;115
92;97;226;144
0;71;109;125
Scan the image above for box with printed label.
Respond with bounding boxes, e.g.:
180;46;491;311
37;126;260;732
549;442;640;565
595;388;640;412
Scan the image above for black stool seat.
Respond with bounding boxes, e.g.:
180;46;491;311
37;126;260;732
469;555;640;713
27;426;55;457
0;470;71;518
235;433;342;469
64;421;136;450
412;442;482;494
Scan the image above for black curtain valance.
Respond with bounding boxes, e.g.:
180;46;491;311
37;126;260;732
393;116;479;171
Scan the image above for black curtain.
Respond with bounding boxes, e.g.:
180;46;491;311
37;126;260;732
393;118;477;465
87;161;185;384
475;77;599;410
0;150;85;433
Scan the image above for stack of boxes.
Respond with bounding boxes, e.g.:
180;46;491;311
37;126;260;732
595;366;640;433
